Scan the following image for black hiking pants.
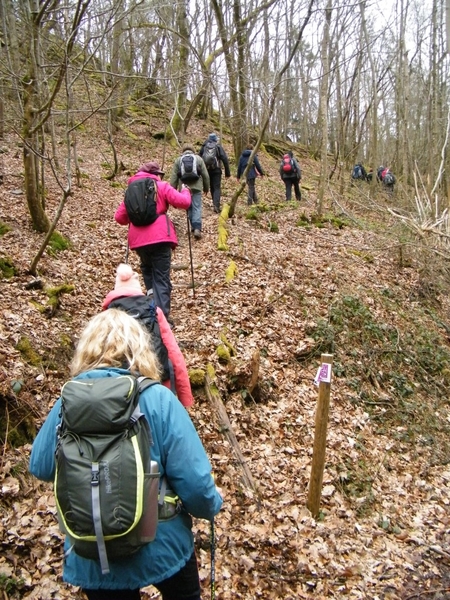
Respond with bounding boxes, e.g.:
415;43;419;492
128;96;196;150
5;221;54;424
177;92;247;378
135;242;172;320
247;177;258;205
83;552;201;600
284;177;301;201
208;169;222;211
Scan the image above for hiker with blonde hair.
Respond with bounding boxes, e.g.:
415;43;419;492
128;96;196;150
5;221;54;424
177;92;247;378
29;309;223;600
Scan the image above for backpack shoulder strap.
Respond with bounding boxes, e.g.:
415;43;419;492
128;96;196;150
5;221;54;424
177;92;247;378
137;376;159;394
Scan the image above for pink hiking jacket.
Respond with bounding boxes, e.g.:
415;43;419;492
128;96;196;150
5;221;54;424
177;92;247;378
115;172;191;249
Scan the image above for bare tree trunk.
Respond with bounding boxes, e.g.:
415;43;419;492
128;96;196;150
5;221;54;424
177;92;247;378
360;1;379;190
109;0;123;133
228;0;315;217
167;0;190;141
395;0;410;184
210;0;243;158
317;0;331;215
426;0;440;193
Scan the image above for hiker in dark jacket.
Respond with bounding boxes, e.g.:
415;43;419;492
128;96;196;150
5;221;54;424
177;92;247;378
279;150;302;201
29;309;223;600
351;162;367;181
237;144;265;206
199;133;231;214
102;263;194;408
376;166;385;182
170;144;209;240
378;165;396;192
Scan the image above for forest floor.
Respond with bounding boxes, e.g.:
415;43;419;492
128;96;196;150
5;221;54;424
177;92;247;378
1;115;450;600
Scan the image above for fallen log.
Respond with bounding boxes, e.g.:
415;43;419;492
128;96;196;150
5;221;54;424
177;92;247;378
205;365;259;499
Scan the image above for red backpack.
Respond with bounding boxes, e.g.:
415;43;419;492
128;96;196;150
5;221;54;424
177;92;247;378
281;154;296;175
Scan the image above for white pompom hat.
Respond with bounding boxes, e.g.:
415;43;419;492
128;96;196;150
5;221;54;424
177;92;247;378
102;263;144;309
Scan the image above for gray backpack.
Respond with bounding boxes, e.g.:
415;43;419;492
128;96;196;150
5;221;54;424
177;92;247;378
179;153;201;182
54;375;160;574
202;140;219;170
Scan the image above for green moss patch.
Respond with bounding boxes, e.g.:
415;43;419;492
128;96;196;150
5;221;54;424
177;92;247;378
0;221;12;236
216;344;231;363
47;231;72;256
16;337;42;366
0;256;17;279
188;368;206;387
45;284;75;315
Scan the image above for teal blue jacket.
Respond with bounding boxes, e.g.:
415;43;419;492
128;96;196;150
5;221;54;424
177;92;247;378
29;368;223;590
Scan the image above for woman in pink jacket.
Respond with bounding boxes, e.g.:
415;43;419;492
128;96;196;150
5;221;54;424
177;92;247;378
103;263;194;408
115;161;191;321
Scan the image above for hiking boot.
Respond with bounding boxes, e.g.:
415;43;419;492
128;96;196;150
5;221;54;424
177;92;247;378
213;206;220;214
193;229;202;239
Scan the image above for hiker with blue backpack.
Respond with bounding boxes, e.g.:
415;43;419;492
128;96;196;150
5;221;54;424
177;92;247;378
29;309;223;600
351;162;368;182
170;144;209;240
279;151;302;201
102;263;194;408
115;161;191;324
199;133;231;214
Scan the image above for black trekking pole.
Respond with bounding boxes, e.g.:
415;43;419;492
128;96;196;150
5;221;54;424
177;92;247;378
124;224;130;264
210;518;215;600
186;211;196;298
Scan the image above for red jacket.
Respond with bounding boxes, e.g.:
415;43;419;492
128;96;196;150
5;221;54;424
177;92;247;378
115;172;191;249
102;291;194;408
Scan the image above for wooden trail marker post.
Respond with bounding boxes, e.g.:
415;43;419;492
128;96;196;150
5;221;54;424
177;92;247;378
307;353;333;518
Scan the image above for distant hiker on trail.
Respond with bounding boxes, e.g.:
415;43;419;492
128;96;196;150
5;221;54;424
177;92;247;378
114;161;191;323
377;165;396;192
237;144;265;206
279;150;302;201
29;309;223;600
199;133;231;214
170;144;209;240
102;263;194;407
351;162;367;181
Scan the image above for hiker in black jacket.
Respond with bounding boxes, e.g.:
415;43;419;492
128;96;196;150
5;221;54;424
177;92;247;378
199;133;231;214
237;144;265;206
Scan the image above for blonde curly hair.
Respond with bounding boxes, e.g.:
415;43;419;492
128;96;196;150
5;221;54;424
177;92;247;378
70;309;162;379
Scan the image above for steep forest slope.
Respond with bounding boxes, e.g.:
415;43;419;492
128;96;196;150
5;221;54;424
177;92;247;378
1;114;450;600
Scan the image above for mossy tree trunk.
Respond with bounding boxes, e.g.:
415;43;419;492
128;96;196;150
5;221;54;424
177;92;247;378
22;74;50;233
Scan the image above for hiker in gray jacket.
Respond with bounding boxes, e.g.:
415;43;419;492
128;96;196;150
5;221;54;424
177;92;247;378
170;144;209;240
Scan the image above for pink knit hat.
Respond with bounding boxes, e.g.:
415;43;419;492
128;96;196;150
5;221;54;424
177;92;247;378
102;264;145;309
